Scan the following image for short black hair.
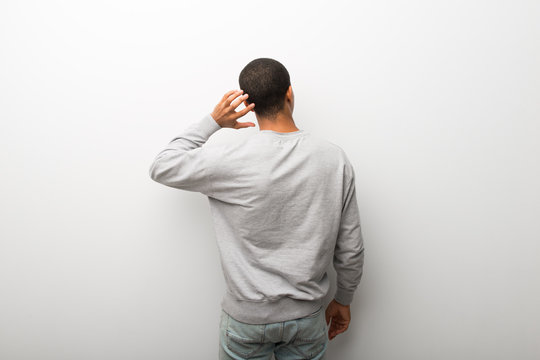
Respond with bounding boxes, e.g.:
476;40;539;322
239;58;291;118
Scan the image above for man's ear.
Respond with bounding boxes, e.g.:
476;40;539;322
286;85;293;102
243;100;255;112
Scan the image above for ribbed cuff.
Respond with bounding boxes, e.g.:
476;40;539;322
334;288;354;306
195;113;222;138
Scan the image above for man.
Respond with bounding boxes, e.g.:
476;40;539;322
149;58;365;359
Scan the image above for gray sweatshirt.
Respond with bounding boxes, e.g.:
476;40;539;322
149;113;365;324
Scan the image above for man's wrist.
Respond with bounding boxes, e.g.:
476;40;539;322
209;112;221;127
333;298;350;307
204;112;222;130
334;287;354;306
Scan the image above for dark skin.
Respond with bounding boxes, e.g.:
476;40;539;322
210;89;256;129
210;89;353;340
325;299;351;340
210;87;300;133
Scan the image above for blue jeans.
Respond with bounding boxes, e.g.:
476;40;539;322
219;306;328;359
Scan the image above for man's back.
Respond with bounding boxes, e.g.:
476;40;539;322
149;114;365;325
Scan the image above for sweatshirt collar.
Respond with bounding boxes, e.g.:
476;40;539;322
258;129;305;136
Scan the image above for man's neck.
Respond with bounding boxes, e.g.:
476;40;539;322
256;112;299;133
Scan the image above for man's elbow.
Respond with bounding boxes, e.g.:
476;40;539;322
149;161;163;183
148;159;182;188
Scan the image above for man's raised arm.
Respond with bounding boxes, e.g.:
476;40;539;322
149;89;255;195
148;113;222;194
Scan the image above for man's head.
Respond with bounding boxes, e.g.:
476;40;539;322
239;58;293;119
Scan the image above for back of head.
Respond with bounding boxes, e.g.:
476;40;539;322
239;58;291;118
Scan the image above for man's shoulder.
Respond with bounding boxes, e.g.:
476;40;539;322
306;133;350;162
306;134;356;183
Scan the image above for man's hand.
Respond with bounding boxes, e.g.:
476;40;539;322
325;299;351;340
210;89;256;129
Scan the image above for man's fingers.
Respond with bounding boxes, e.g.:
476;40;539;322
221;89;238;102
234;121;256;129
230;94;249;109
333;325;348;336
225;90;243;106
234;102;255;118
329;327;339;340
328;319;349;340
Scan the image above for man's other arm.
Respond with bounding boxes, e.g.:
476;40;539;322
325;165;365;340
333;167;365;306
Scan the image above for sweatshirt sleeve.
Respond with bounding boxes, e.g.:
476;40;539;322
148;113;222;196
333;165;365;306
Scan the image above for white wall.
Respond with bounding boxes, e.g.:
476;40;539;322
1;1;539;359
